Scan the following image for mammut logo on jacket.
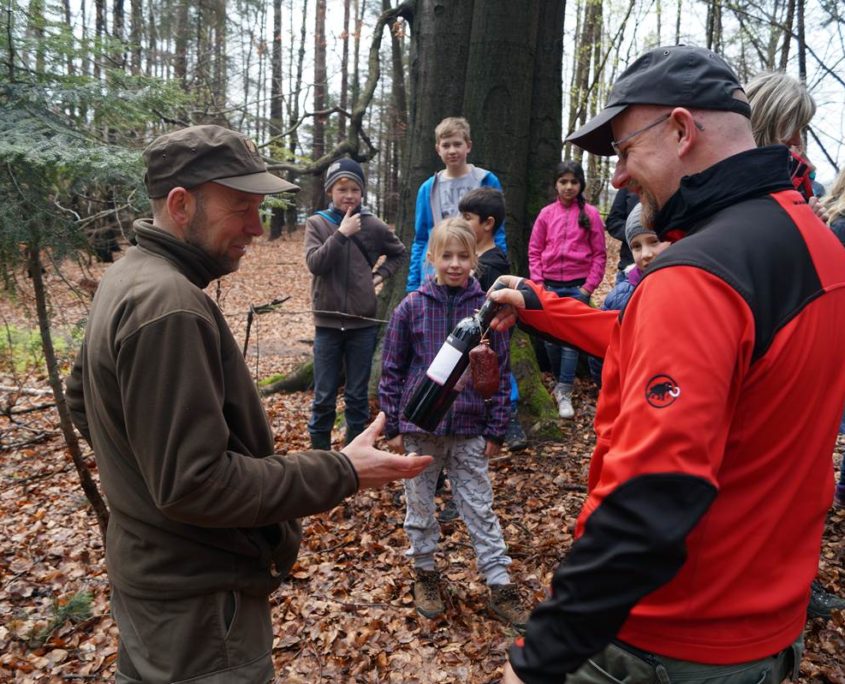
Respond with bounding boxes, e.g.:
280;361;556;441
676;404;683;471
646;375;681;408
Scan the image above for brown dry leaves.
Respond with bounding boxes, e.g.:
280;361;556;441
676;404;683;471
0;233;843;682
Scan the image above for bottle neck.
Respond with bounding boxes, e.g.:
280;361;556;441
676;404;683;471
475;297;500;332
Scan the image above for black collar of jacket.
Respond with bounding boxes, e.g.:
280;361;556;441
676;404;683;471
133;219;229;288
654;145;794;241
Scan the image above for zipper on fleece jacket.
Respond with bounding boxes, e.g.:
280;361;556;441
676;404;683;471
444;288;455;434
341;237;350;330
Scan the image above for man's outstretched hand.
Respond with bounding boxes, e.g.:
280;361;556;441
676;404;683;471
488;275;527;333
341;412;433;489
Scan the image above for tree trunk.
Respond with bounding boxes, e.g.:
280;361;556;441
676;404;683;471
269;0;286;240
779;0;796;71
463;0;541;275
383;0;408;225
310;0;328;213
285;0;309;233
130;0;142;75
213;0;227;112
112;0;125;70
27;246;109;546
338;0;351;143
796;0;806;81
174;1;189;89
524;0;565;276
91;0;106;82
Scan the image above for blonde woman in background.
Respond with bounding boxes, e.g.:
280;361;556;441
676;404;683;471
822;168;845;248
745;71;829;219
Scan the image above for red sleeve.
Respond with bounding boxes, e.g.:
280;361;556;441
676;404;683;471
577;265;755;530
515;278;617;358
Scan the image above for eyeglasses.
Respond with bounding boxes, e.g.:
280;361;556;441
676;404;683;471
611;113;671;159
611;113;705;160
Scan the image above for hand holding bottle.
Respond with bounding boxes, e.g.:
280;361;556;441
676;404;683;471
487;275;527;333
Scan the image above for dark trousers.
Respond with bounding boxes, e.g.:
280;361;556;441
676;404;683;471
543;283;589;386
111;586;274;683
566;637;803;684
308;325;378;441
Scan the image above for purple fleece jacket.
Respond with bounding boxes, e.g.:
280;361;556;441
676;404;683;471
378;276;510;443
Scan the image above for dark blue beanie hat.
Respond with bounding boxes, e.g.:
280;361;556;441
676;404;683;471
324;158;366;192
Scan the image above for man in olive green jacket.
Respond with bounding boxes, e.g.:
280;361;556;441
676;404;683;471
66;125;431;684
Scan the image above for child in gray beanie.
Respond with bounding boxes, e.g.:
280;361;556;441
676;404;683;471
589;202;670;388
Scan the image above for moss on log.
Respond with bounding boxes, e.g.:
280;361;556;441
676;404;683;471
510;328;562;440
259;360;314;395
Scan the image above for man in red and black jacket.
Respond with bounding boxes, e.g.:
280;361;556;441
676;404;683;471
490;46;845;684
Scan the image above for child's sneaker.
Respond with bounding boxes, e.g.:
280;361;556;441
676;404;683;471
489;583;530;632
504;407;529;451
413;569;444;618
553;383;574;419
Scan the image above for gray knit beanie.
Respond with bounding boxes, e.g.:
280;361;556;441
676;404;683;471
624;203;656;247
324;158;366;193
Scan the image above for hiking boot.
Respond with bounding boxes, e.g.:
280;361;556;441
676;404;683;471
553;383;574;419
807;580;845;619
435;469;448;494
309;433;331;450
835;483;845;509
413;569;444;618
504;407;528;452
438;496;459;522
489;583;529;632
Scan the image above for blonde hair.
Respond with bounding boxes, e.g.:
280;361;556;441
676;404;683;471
745;72;816;147
434;117;471;144
822;168;845;223
427;217;478;269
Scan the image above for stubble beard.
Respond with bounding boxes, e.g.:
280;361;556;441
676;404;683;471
638;189;661;231
184;193;240;275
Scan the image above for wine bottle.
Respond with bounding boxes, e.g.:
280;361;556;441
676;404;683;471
403;284;505;431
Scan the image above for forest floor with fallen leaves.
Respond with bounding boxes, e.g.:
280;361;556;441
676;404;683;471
0;231;843;683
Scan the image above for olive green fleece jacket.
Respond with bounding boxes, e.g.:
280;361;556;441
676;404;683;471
66;221;359;600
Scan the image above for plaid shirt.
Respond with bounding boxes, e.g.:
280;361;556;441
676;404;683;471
379;275;510;442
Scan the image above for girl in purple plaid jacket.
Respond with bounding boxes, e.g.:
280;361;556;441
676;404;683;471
378;217;528;629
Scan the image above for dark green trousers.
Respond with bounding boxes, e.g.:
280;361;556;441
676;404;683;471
566;637;803;684
111;586;274;683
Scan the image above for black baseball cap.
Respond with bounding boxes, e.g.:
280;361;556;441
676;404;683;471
567;45;750;156
143;124;300;198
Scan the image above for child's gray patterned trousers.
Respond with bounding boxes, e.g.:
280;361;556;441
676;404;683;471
403;434;512;585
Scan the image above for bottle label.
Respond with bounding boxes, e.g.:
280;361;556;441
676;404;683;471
426;342;462;385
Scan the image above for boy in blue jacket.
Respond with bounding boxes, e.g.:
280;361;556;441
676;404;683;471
405;117;507;292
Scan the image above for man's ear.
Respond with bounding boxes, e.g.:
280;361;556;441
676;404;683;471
483;216;496;232
670;107;700;158
165;187;195;234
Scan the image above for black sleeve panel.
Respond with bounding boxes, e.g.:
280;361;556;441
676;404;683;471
509;473;718;684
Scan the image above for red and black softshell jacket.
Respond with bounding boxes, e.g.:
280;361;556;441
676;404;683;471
509;146;845;684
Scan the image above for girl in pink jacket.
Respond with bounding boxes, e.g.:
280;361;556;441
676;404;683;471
528;160;606;418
